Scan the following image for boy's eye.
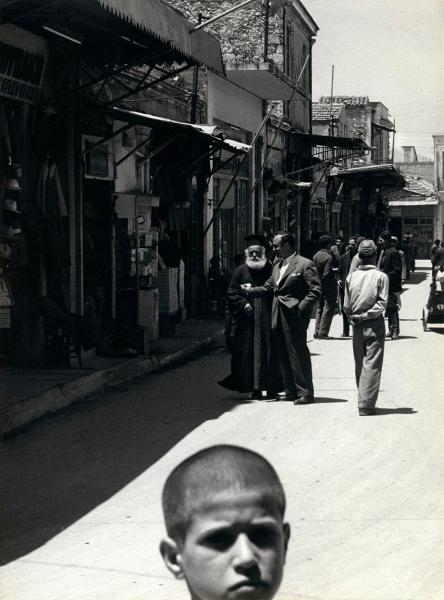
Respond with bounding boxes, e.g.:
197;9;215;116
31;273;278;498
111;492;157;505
201;530;236;551
248;525;279;548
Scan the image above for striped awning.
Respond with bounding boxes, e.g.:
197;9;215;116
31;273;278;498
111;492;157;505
96;0;224;74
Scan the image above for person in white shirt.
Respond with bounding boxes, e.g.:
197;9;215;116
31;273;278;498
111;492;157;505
344;239;389;416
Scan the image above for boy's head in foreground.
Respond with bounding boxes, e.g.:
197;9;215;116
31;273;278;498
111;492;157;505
160;445;290;600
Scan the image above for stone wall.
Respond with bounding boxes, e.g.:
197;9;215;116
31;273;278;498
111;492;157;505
166;0;284;65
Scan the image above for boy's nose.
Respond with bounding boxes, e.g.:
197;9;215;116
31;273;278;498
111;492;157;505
232;533;258;570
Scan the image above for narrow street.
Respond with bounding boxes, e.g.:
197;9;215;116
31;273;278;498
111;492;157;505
1;262;444;600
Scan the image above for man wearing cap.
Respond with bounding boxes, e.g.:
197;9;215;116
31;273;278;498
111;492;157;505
377;231;402;340
218;235;279;399
344;240;389;416
313;235;337;339
242;231;321;404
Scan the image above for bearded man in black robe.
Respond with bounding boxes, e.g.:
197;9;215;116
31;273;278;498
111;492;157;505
218;235;279;399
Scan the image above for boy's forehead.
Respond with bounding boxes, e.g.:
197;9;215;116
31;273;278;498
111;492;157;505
187;488;282;521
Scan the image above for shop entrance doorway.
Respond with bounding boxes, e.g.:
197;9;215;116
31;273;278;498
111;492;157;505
83;180;114;321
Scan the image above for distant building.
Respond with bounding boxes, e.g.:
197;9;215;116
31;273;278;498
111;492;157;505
319;96;394;164
387;145;437;257
433;135;444;242
315;95;403;238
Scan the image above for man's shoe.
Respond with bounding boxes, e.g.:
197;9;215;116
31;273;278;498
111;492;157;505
294;396;314;405
317;334;331;340
313;333;319;339
271;391;295;402
359;407;376;416
341;332;350;337
391;332;399;340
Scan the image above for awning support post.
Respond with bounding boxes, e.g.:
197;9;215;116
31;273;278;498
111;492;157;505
203;109;273;238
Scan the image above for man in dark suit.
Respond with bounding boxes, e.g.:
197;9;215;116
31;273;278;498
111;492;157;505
313;235;337;339
244;232;321;404
377;231;402;340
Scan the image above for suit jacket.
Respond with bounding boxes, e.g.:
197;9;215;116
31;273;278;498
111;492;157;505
250;253;321;328
313;249;336;295
339;250;354;283
379;246;402;293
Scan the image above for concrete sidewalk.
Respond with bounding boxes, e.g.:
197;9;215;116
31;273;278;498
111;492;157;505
0;318;225;435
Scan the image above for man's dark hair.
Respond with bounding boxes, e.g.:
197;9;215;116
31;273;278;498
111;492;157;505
162;445;286;545
275;231;295;248
435;239;441;245
380;231;392;241
319;235;331;248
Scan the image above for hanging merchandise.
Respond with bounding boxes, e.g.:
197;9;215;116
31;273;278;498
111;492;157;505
2;198;21;214
36;160;69;271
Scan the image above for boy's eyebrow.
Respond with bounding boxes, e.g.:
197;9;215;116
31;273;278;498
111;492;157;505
195;517;282;540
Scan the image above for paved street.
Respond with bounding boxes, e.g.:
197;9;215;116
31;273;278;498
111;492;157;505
1;262;444;600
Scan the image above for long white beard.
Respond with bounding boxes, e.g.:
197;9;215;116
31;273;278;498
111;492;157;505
246;258;267;270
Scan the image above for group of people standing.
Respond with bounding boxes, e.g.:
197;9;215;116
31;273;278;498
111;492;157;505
218;229;408;415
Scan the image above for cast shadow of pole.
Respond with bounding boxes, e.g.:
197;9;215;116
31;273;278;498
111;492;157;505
374;407;417;415
314;397;348;403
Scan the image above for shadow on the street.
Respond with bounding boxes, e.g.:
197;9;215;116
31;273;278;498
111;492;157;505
0;353;242;566
392;335;418;340
374;407;417;415
314;397;348;403
427;327;444;334
404;271;428;284
400;318;418;322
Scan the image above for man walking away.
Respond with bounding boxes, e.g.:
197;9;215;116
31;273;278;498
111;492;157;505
378;231;402;340
430;239;441;264
243;232;321;404
338;237;357;337
344;240;389;416
313;235;337;339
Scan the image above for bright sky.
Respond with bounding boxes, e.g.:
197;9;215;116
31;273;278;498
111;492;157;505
306;0;444;159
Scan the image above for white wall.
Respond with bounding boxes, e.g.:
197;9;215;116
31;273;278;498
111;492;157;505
205;72;264;273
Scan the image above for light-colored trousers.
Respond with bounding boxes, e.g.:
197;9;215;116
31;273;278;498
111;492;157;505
352;316;385;409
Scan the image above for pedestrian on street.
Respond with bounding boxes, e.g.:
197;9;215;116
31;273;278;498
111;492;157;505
393;236;407;283
349;235;365;274
218;235;279;399
377;231;402;340
337;237;357;337
330;236;346;268
344;239;389;416
208;255;228;316
160;445;291;600
313;235;337;339
243;232;321;404
430;239;441;263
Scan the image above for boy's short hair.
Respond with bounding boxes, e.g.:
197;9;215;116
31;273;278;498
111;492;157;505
162;445;286;544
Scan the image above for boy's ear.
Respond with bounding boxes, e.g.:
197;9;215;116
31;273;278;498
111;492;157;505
160;537;185;580
283;522;291;559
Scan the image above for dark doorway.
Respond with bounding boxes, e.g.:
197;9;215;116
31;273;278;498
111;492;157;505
83;180;113;320
390;217;402;240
